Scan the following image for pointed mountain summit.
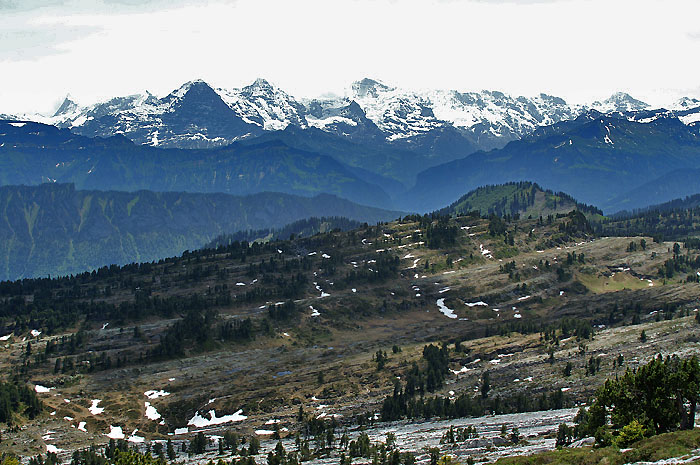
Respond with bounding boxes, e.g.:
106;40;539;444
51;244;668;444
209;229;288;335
591;92;650;113
53;95;79;117
242;77;276;96
164;79;220;106
157;79;258;145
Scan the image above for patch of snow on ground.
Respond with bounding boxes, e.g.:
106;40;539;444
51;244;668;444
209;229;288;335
31;329;41;337
145;402;161;421
89;399;104;415
255;430;275;435
106;426;125;439
465;301;488;307
517;295;531;301
144;390;170;399
128;429;145;443
450;366;471;375
46;445;61;453
436;298;457;319
78;421;87;432
188;409;247;427
0;334;10;341
174;427;188;435
35;385;53;393
479;244;493;259
313;282;330;298
310;306;320;317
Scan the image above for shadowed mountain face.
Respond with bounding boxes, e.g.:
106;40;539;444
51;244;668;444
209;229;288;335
405;112;700;213
0;120;395;209
0;183;401;280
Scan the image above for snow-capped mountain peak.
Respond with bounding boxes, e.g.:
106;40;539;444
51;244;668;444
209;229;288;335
591;92;650;113
217;78;308;131
351;78;394;99
16;78;699;155
164;79;217;105
670;97;700;111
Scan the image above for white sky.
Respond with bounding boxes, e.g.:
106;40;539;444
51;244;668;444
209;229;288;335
1;0;700;115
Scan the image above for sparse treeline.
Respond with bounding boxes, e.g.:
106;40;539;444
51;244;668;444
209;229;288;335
60;416;417;465
1;285;232;335
597;203;700;241
381;343;570;422
382;385;569;422
205;217;364;246
0;222;403;336
0;239;282;333
658;243;700;280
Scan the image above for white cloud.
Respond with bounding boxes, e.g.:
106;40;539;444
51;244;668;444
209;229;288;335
1;0;699;115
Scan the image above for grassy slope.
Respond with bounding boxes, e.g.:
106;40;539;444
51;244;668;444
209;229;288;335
493;429;700;465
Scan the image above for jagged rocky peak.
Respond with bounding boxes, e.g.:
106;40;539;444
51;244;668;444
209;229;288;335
240;78;296;103
53;95;79;117
535;93;569;106
244;77;276;94
592;92;650;112
352;78;394;99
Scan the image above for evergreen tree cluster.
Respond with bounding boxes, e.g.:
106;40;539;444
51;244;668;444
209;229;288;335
576;355;700;446
0;380;42;424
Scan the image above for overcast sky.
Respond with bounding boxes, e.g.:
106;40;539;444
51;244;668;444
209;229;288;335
2;0;700;115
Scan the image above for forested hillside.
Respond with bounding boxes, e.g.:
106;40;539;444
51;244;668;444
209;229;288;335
0;184;400;280
596;193;700;241
438;182;602;218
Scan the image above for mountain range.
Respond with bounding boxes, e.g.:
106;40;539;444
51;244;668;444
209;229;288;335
28;78;699;154
405;111;700;212
3;79;700;216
